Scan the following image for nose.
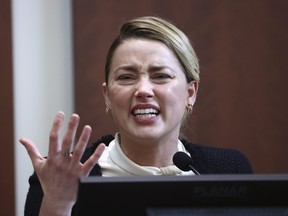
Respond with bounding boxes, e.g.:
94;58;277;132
134;77;154;98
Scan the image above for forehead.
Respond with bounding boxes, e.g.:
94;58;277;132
111;38;181;68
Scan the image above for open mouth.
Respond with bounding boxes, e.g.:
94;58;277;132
132;108;159;118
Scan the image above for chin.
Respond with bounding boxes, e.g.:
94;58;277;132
131;129;163;141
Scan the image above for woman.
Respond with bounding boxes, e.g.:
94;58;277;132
21;16;253;216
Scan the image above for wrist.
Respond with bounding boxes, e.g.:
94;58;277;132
39;196;74;216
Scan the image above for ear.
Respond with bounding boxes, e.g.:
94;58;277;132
187;81;198;106
102;82;111;109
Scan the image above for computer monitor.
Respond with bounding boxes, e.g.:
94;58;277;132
74;174;288;216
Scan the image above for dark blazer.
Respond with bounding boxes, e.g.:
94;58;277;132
24;134;253;216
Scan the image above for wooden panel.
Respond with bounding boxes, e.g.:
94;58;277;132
73;0;288;173
0;0;15;215
188;0;288;173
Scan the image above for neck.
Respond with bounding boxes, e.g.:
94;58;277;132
118;133;179;167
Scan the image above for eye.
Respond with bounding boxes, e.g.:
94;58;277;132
117;74;135;80
153;73;172;79
151;72;173;84
116;74;137;85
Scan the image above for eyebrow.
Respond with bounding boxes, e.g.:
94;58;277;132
115;65;137;72
114;64;174;73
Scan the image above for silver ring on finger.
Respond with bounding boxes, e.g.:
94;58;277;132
63;150;71;158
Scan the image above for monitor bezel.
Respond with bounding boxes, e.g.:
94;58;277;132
75;174;288;216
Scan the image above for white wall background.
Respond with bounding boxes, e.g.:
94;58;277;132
12;1;74;215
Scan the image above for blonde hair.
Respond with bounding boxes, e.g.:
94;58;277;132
105;16;200;85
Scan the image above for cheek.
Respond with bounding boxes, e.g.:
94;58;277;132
164;85;187;106
109;87;132;109
161;88;188;120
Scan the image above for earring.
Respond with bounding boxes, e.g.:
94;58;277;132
105;107;110;114
186;104;193;115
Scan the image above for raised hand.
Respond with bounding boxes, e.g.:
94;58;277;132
20;111;105;216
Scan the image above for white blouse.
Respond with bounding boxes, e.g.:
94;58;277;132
98;133;195;176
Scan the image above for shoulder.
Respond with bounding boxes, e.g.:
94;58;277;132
181;139;253;174
82;134;114;161
81;134;115;176
85;132;115;151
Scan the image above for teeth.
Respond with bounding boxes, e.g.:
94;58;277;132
133;108;158;115
136;114;156;119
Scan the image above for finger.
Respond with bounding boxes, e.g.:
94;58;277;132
19;137;43;168
82;143;105;176
71;125;92;164
48;111;65;157
61;113;80;155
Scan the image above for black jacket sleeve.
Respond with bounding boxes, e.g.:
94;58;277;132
24;172;43;216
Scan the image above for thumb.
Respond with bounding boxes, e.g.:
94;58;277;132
19;137;43;165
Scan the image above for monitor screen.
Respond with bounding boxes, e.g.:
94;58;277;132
75;174;288;216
